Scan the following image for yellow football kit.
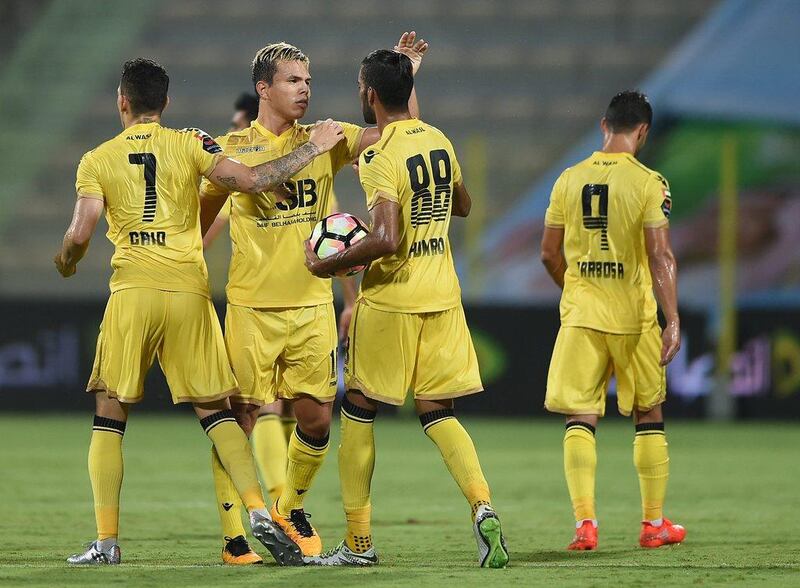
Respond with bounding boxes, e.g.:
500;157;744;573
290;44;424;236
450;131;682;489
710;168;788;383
200;120;365;404
77;122;237;403
344;118;482;405
543;151;672;416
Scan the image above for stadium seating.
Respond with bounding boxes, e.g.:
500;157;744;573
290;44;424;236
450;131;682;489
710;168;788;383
0;0;715;296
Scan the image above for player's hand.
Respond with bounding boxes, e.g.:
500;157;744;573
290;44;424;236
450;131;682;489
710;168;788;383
394;31;428;75
304;240;331;278
54;253;76;278
660;321;680;366
338;304;353;343
309;119;345;153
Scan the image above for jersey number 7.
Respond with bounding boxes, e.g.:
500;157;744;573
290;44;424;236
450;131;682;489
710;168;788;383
129;152;158;222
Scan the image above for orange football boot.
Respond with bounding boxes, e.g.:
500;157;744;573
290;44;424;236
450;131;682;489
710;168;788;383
269;504;322;556
639;518;686;548
567;520;598;551
221;535;263;565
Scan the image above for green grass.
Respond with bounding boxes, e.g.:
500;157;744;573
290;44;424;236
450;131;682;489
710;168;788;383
0;415;798;587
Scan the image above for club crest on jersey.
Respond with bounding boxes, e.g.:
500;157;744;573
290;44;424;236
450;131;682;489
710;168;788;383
363;150;376;164
184;127;223;154
661;187;672;218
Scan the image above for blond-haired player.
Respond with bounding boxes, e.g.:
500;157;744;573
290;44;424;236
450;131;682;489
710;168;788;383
540;90;685;551
198;34;429;560
56;58;343;566
303;49;509;568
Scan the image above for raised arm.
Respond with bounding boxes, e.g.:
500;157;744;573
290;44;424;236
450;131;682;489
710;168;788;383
207;119;344;194
305;198;400;278
645;226;680;365
540;226;566;289
358;32;429;154
54;197;104;277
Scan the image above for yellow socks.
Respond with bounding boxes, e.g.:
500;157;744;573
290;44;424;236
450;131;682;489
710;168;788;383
211;447;246;540
252;413;288;504
89;416;125;540
633;422;669;522
202;410;265;512
339;395;376;553
564;421;597;523
276;426;329;515
421;409;491;519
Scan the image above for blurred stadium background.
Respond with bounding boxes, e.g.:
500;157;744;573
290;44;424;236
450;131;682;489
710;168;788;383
1;0;798;419
2;1;800;585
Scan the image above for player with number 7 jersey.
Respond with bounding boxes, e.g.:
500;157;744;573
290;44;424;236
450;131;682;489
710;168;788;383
58;58;345;567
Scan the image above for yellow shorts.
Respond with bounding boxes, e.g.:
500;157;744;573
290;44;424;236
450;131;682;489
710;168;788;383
87;288;237;404
344;302;483;406
224;303;337;405
545;324;666;417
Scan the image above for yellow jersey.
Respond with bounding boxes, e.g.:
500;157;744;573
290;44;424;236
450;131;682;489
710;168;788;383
75;122;224;296
357;118;463;313
545;151;672;334
200;120;365;308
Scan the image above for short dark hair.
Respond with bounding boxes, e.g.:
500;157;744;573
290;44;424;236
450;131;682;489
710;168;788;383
120;58;169;115
604;90;652;132
360;49;413;110
234;92;259;122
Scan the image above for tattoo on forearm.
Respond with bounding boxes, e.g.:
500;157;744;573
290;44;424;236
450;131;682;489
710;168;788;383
218;176;239;189
252;142;321;192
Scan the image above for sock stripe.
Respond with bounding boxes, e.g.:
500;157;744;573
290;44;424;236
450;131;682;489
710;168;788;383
635;422;665;433
419;408;455;432
200;410;237;435
280;416;297;424
93;416;126;435
635;431;666;437
566;421;596;435
341;395;376;423
294;426;329;450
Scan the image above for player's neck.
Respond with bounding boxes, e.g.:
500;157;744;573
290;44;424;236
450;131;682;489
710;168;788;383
256;109;294;136
601;133;638;157
377;110;413;134
124;113;161;129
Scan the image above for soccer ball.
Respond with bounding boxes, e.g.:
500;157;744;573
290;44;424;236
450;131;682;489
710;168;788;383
309;212;369;277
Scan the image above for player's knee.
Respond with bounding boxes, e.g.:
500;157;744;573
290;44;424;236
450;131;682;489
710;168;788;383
231;402;259;436
634;404;663;425
345;389;377;412
414;397;453;416
293;397;333;438
93;391;128;422
297;410;331;439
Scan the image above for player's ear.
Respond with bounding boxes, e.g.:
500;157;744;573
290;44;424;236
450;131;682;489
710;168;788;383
367;87;376;107
255;80;269;101
600;117;609;134
162;95;170;113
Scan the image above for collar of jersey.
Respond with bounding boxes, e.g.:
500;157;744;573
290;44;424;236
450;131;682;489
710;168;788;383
252;119;297;141
382;118;420;134
124;121;159;131
592;150;635;161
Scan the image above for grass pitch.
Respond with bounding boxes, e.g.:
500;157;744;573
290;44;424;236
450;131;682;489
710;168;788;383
0;414;798;587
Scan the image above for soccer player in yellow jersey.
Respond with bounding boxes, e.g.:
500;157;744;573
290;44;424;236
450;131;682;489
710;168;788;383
303;50;509;568
198;34;429;559
55;58;344;566
540;90;686;551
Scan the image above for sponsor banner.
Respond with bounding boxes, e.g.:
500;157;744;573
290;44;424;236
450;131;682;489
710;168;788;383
1;299;797;417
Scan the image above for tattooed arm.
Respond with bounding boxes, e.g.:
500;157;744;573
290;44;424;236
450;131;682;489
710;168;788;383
206;119;344;193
